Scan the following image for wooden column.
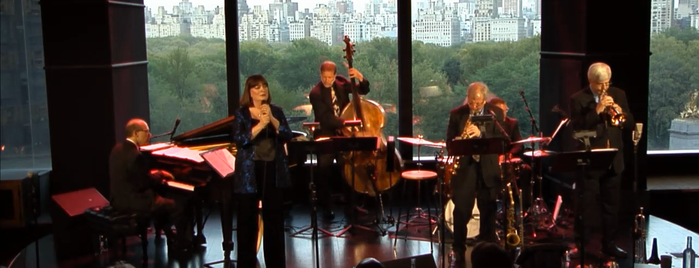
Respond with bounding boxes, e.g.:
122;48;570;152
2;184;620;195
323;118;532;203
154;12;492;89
40;0;149;258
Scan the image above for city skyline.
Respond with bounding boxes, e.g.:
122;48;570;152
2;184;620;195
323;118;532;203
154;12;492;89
144;0;373;13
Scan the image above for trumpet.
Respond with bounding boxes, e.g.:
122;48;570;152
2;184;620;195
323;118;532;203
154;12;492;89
600;90;626;126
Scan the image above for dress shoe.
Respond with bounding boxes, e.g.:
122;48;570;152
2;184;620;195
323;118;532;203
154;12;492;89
601;243;627;259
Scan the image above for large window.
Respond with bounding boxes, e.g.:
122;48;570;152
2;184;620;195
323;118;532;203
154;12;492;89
144;0;228;136
648;0;699;152
410;0;541;157
237;0;399;138
0;0;51;173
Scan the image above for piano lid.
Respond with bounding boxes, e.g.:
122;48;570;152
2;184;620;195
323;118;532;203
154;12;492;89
171;115;235;146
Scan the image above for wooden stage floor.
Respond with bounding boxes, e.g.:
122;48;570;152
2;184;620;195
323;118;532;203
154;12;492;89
7;204;699;268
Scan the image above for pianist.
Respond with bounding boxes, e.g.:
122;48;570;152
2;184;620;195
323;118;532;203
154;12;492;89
109;118;189;253
232;75;293;268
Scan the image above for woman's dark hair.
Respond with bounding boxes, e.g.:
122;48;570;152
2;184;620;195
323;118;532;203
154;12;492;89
240;74;271;107
471;242;513;268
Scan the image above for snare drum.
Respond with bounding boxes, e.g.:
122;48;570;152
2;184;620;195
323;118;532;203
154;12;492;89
444;199;480;238
500;157;523;179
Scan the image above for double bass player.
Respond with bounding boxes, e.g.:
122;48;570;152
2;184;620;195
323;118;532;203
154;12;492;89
308;61;370;220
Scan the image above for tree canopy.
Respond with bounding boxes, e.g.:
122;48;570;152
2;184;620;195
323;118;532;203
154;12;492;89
145;28;698;151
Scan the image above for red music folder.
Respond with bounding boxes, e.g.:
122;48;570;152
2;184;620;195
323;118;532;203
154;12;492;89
200;148;236;178
51;188;109;217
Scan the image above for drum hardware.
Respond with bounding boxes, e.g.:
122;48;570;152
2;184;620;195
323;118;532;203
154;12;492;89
522;148;555;231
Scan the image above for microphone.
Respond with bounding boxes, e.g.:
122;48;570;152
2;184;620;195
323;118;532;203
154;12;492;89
519;90;524;96
261;100;270;138
169;118;180;141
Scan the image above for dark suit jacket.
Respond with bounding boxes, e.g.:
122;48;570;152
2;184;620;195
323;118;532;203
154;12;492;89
503;117;523;156
232;104;293;194
569;86;635;174
446;103;506;197
109;140;160;213
309;75;370;137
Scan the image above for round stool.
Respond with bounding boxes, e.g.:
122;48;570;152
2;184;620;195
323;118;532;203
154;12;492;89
393;170;438;247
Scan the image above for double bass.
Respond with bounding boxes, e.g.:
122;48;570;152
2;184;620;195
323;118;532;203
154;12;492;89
339;36;403;196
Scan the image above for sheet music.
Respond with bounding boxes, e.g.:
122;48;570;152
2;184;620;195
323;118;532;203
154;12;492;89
166;181;195;192
152;147;205;163
140;142;173;151
200;148;236;178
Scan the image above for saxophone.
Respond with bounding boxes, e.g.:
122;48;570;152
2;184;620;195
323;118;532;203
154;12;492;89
451;112;478;174
506;182;521;248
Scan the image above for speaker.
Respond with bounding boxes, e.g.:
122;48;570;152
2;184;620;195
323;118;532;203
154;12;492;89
381;254;436;268
50;187;109;259
386;136;395;172
0;170;50;228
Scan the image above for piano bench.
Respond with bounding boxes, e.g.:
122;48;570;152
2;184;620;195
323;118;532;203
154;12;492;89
84;206;150;262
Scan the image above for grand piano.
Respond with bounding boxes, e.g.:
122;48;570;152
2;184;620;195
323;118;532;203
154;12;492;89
140;115;308;256
140;115;237;253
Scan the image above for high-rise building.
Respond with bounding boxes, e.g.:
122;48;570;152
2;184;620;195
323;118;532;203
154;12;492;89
651;0;674;35
502;0;522;18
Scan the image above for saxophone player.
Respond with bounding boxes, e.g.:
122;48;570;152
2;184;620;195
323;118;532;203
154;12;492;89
569;62;635;259
447;82;506;264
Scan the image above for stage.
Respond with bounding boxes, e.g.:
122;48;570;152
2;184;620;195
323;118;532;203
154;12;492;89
6;199;699;268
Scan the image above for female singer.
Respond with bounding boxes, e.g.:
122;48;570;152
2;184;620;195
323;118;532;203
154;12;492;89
232;74;293;268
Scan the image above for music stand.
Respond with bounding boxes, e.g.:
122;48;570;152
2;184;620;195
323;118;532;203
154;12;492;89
288;139;334;268
549;147;617;268
333;136;383;237
441;137;507;266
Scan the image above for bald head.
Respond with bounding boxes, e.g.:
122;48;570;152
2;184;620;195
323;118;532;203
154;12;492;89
466;82;489;112
125;118;150;146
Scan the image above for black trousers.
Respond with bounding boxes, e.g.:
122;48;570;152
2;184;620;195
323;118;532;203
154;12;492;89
316;153;341;211
574;169;621;246
237;160;286;268
452;163;498;252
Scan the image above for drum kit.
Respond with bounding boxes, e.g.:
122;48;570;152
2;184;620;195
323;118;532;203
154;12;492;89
393;134;559;245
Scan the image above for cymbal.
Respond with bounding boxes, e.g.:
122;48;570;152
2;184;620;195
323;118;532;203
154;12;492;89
512;136;552;144
397;137;444;148
523;150;556;158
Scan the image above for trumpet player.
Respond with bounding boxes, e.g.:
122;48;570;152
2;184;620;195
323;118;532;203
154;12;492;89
569;62;635;259
446;82;506;265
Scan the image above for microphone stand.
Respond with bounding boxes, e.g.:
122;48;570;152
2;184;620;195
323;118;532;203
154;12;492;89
490;110;513;247
150;118;181;140
519;91;546;226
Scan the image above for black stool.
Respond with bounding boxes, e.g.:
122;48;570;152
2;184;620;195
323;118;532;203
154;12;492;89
393;170;437;248
84;206;150;263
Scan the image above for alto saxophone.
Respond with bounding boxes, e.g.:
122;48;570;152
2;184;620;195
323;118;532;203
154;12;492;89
506;182;521;248
452;112;479;174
